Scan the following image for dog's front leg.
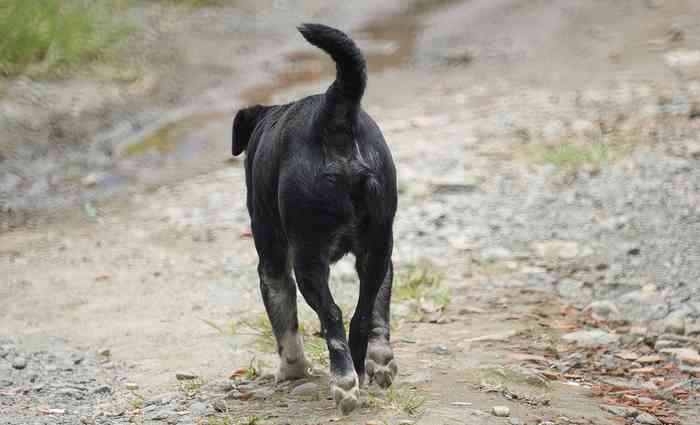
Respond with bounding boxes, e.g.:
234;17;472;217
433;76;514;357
294;254;359;415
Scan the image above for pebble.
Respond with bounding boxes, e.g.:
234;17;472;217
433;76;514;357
635;412;662;425
655;340;679;350
366;421;383;425
290;382;319;397
431;345;450;355
586;300;620;320
492;406;510;417
175;372;198;381
92;385;112;395
98;348;111;357
509;418;523;425
398;421;414;425
201;378;234;393
12;356;27;370
600;404;640;417
663;314;686;335
531;240;580;259
126;383;139;390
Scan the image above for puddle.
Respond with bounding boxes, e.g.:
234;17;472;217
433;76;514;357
240;15;420;104
121;111;226;158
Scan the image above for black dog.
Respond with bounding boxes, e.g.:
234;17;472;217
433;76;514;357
232;24;397;414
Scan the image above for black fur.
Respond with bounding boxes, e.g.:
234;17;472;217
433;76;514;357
232;23;398;402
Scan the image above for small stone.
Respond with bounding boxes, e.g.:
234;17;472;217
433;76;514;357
290;382;319;397
201;378;234;393
562;329;619;348
663;314;686;335
586;301;620;320
451;402;473;407
212;399;228;412
431;345;450;355
492;406;510;417
366;421;383;425
655;340;679;350
126;383;139;390
175;372;198;381
92;385;112;395
12;356;27;370
635;412;661;425
532;240;580;259
398;421;414;425
600;404;640;417
509;418;523;425
98;348;111;357
251;387;275;400
190;402;207;417
71;354;84;365
637;355;663;364
685;320;700;337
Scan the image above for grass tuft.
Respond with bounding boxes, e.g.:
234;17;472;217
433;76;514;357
366;387;426;416
394;260;451;321
178;377;205;397
527;138;631;169
0;0;132;76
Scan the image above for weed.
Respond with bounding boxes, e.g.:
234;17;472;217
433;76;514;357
130;394;144;410
305;337;329;366
199;313;276;352
366;387;426;416
206;417;232;425
394;260;443;301
0;0;132;76
178;377;205;397
527;138;631;169
395;260;451;321
241;357;269;381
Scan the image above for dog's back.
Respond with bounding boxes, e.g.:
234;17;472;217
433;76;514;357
235;24;396;248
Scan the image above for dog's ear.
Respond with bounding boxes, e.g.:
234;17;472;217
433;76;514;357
232;105;264;156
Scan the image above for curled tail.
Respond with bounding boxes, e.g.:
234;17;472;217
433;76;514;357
298;23;367;131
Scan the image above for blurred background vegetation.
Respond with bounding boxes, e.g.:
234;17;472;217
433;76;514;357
0;0;227;76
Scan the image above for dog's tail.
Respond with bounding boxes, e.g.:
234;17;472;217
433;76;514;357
298;23;366;131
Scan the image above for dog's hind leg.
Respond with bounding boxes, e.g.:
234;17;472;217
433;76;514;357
293;252;359;415
351;230;397;389
254;229;312;382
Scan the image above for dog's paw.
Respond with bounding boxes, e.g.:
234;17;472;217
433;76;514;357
275;356;313;383
366;341;397;389
330;373;360;415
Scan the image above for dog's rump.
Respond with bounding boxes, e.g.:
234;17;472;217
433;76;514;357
298;23;367;146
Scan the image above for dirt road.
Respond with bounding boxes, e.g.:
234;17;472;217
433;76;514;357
2;0;700;424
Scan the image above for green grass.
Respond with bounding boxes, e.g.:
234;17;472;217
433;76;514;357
394;260;451;321
0;0;133;76
394;260;443;301
129;394;144;410
178;377;205;397
528;138;631;169
366;387;426;417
